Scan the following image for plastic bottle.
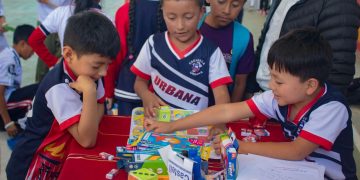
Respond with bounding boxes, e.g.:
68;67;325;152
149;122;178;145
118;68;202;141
188;148;203;180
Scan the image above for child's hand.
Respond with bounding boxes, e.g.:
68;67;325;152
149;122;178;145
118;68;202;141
69;75;96;94
6;123;18;137
144;118;174;134
142;93;167;118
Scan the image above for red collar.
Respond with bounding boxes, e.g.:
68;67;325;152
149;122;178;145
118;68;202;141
63;59;77;81
166;31;202;59
288;86;326;124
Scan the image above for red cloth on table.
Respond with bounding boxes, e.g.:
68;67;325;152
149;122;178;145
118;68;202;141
59;116;288;179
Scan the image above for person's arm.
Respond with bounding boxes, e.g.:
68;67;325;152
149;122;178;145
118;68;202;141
213;85;230;104
231;74;247;102
28;27;58;67
134;76;166;117
237;137;319;160
145;101;254;133
104;3;130;106
318;0;360;91
0;85;18;136
212;135;319;160
67;76;100;148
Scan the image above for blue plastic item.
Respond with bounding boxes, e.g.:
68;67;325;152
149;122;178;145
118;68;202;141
188;148;203;180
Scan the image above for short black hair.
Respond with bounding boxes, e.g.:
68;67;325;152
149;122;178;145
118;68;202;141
63;11;120;59
160;0;204;8
268;27;333;85
13;24;35;44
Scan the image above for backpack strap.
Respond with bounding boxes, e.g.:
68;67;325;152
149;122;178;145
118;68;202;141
228;21;250;91
197;13;250;92
197;12;208;29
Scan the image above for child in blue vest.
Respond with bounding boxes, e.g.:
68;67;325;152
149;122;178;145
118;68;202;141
145;28;357;179
131;0;232;117
199;0;255;102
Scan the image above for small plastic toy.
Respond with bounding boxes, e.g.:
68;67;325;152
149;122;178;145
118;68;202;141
128;168;158;180
155;106;171;122
105;169;119;179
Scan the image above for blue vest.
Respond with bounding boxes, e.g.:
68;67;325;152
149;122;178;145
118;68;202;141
198;13;250;91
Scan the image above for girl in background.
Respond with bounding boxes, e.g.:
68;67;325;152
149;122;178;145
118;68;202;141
131;0;231;117
104;0;166;116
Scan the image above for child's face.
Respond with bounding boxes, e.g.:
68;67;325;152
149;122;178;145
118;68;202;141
207;0;244;27
162;0;204;44
19;41;34;60
268;66;309;106
65;48;112;81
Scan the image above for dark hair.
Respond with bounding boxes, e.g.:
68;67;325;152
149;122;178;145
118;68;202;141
160;0;204;8
126;0;165;62
74;0;101;14
268;27;333;85
63;11;120;59
13;24;35;44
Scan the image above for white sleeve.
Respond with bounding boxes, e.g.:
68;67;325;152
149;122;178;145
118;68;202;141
246;90;279;121
41;6;65;34
299;101;348;150
0;61;13;86
131;36;153;79
45;83;82;130
209;47;232;88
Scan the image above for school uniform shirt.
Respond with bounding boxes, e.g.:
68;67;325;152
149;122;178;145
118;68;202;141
37;0;72;22
200;21;255;75
246;84;356;179
29;5;112;67
6;59;105;180
131;32;232;110
0;47;22;101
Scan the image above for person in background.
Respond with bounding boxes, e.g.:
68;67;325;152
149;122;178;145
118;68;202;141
35;0;72;82
0;25;37;137
28;0;110;70
199;0;255;102
104;0;166;116
249;0;360;95
0;0;9;51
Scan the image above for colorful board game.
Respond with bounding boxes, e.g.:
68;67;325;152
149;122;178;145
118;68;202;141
129;107;209;142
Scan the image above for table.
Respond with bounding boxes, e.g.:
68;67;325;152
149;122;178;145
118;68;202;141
58;116;288;179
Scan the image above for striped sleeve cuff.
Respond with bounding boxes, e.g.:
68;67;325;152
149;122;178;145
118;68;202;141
130;65;151;80
245;99;269;121
58;114;81;131
299;130;333;151
210;76;233;89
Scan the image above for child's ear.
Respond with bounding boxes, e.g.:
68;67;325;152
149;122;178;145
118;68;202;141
306;78;320;95
62;46;74;63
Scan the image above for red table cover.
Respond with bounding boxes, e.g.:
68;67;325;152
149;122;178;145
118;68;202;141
58;116;288;179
